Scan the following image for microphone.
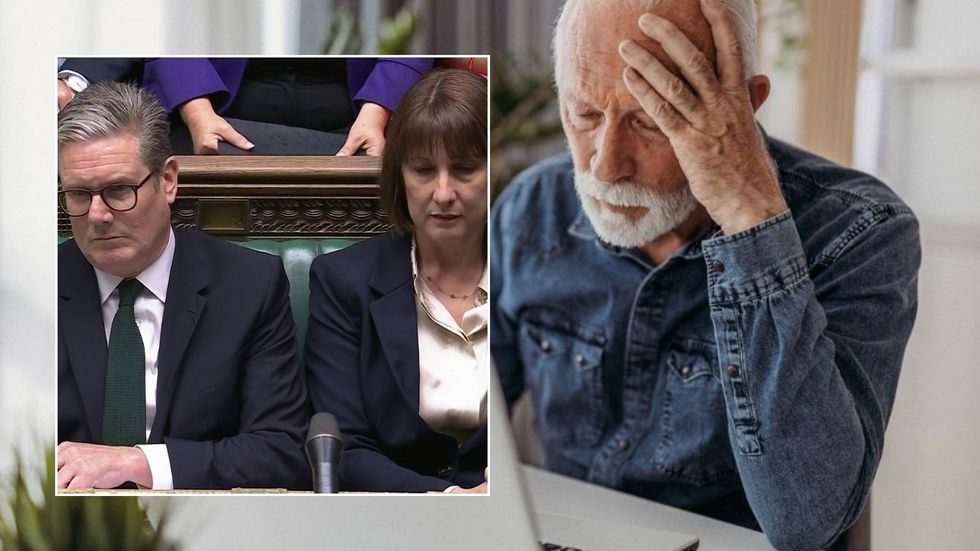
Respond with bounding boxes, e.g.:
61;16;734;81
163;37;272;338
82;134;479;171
305;412;344;493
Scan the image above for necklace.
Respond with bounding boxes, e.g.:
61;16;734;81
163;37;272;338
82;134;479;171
423;272;481;300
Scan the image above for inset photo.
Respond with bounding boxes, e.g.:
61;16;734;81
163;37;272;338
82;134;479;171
56;56;489;495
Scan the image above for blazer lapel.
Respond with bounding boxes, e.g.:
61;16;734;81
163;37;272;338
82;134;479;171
150;230;208;441
59;241;109;442
367;234;422;412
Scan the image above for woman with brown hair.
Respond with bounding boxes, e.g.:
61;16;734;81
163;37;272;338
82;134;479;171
305;69;488;493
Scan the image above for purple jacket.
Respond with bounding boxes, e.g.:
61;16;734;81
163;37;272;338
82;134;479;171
142;58;433;114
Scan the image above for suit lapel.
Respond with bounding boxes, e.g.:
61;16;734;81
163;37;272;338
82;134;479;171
150;229;209;441
367;234;422;412
59;241;110;443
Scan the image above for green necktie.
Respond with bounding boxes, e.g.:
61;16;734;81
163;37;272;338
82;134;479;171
102;278;146;446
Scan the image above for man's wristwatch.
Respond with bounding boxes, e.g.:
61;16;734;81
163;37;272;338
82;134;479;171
59;73;89;93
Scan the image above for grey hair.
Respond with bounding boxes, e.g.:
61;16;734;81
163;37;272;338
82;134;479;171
553;0;758;91
58;80;172;172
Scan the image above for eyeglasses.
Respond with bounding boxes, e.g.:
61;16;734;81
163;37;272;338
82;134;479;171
58;172;156;217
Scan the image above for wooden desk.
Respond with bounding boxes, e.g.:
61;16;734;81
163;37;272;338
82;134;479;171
57;156;389;239
59;489;451;495
59;488;293;495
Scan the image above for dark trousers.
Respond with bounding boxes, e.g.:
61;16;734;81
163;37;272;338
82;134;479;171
171;59;357;155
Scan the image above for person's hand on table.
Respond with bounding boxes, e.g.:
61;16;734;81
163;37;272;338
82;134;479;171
57;79;75;111
336;102;390;157
618;0;788;236
447;468;489;494
56;441;153;489
178;97;255;155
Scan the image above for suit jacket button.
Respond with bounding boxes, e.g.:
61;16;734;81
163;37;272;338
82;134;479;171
438;465;453;477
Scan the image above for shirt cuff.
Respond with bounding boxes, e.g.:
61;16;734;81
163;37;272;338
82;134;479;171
57;70;89;85
443;485;460;493
702;210;809;304
136;444;174;490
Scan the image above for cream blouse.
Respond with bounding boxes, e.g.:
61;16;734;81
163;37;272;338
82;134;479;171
411;239;489;446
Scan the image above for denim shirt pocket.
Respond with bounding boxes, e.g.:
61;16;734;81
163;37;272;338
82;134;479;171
652;339;736;486
519;313;606;448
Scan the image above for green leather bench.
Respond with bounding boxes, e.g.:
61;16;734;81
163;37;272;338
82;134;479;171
234;239;355;373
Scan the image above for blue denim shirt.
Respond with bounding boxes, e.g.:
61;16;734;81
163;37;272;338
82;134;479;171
491;138;920;551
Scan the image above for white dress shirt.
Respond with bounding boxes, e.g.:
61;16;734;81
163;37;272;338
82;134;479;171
93;228;175;490
410;239;489;448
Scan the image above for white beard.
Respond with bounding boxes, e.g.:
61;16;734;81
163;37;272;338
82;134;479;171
573;170;699;248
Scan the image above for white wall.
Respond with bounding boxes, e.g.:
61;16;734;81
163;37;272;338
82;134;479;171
860;1;980;548
0;0;262;514
873;226;980;549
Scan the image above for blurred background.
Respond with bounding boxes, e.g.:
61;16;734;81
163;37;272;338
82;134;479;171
3;0;980;549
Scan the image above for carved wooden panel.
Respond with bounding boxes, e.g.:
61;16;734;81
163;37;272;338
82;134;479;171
59;156;388;239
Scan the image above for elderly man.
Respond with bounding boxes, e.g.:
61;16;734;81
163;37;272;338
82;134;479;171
491;0;919;549
57;81;310;490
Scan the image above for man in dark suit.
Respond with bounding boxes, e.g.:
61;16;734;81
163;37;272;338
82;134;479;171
57;81;310;490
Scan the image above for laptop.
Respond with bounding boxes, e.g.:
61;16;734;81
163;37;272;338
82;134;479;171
139;365;699;550
484;363;700;551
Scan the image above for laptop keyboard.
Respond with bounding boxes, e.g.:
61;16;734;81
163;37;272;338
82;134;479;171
540;543;592;551
540;539;699;551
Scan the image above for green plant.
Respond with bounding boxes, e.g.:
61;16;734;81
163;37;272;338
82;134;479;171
490;55;564;200
761;0;807;72
376;7;420;55
323;5;420;55
0;446;177;551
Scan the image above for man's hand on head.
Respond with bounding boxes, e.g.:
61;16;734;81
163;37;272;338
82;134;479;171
56;441;153;490
618;0;788;235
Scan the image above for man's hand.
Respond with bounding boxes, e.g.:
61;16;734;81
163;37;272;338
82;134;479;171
449;482;488;494
618;0;787;235
336;102;390;157
178;97;255;155
56;441;153;490
58;79;75;111
447;468;488;494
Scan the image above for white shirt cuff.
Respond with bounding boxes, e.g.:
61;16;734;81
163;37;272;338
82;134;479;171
57;69;89;85
136;444;174;490
443;485;460;493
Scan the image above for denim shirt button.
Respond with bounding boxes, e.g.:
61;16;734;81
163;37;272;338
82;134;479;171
540;339;552;352
574;354;586;368
727;364;740;378
618;438;631;451
680;364;692;376
711;260;725;273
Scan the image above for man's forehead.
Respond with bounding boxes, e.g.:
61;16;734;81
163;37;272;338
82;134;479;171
563;0;716;83
58;133;146;180
60;132;140;159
